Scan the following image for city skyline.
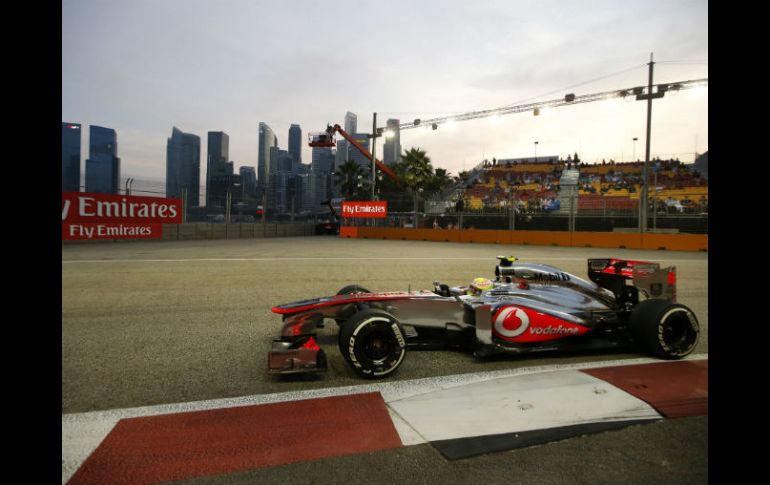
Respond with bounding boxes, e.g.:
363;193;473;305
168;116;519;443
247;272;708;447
63;0;707;181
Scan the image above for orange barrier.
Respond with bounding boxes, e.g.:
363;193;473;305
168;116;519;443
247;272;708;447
349;227;707;252
571;231;643;249
641;233;707;251
460;229;511;244
340;226;359;238
356;227;462;242
510;231;572;247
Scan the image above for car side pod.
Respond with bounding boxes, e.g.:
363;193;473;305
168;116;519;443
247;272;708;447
268;335;328;374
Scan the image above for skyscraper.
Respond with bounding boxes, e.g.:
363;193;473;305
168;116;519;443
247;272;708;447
85;125;120;194
335;139;348;169
62;122;81;192
206;131;231;208
297;173;313;211
258;122;277;198
383;118;401;166
344;111;357;134
239;166;257;200
288;124;302;165
310;147;335;208
348;133;371;171
166;127;200;209
333;111;359;175
312;147;335;174
267;148;295;214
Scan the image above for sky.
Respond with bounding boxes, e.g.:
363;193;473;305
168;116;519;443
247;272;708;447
62;0;708;182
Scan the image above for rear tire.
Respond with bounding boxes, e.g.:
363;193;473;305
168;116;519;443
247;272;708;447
629;299;699;359
338;309;406;379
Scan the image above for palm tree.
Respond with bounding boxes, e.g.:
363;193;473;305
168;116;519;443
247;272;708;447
333;159;366;199
426;167;454;193
455;170;471;186
400;147;433;193
398;147;434;224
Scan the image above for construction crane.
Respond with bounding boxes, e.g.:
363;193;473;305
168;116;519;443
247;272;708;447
308;124;400;184
397;78;708;131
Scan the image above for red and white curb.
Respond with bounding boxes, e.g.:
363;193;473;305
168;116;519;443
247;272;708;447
63;354;707;484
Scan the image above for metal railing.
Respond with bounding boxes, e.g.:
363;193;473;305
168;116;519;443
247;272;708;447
342;187;708;234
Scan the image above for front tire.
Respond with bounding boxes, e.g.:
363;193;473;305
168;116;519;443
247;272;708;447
336;285;370;296
630;299;699;359
334;285;371;327
338;309;406;379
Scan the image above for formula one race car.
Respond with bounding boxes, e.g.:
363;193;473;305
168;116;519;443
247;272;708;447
268;256;700;379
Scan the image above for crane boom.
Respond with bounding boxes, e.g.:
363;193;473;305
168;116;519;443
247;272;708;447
309;124;400;184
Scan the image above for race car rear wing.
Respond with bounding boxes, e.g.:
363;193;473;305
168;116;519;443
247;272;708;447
587;258;676;302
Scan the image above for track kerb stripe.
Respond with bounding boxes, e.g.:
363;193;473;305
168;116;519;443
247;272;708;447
68;392;402;485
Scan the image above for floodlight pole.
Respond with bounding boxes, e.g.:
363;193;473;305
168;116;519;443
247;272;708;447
371;112;377;201
182;186;188;223
636;52;664;233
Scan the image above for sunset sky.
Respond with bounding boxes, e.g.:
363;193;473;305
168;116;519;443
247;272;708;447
62;0;707;181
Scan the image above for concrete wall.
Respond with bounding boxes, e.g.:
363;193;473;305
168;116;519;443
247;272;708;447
162;223;314;241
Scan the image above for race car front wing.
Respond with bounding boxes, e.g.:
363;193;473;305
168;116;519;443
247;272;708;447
268;335;328;374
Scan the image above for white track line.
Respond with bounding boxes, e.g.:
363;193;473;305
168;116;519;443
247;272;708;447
62;354;706;484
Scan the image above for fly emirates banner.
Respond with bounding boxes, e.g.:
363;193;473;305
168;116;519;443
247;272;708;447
62;192;183;240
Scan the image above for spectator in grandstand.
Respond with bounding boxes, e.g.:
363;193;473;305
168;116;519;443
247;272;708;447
433;218;439;229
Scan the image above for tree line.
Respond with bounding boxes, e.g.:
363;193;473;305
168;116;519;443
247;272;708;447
333;147;468;206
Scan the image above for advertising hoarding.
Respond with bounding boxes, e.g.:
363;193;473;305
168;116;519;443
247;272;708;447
62;192;182;240
341;201;388;218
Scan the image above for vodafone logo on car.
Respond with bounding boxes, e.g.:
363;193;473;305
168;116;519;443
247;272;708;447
493;306;530;338
492;305;588;343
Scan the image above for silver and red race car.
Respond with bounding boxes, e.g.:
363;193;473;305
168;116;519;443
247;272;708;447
268;256;700;379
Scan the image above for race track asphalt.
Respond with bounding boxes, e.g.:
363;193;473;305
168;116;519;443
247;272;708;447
62;236;708;414
62;236;709;484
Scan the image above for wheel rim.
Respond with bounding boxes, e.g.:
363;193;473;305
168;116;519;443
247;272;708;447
661;310;697;353
363;331;394;362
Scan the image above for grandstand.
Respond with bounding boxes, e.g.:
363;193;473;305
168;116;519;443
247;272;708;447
456;155;708;216
458;157;564;213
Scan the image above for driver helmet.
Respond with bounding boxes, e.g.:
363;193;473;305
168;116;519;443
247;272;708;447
469;277;494;295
